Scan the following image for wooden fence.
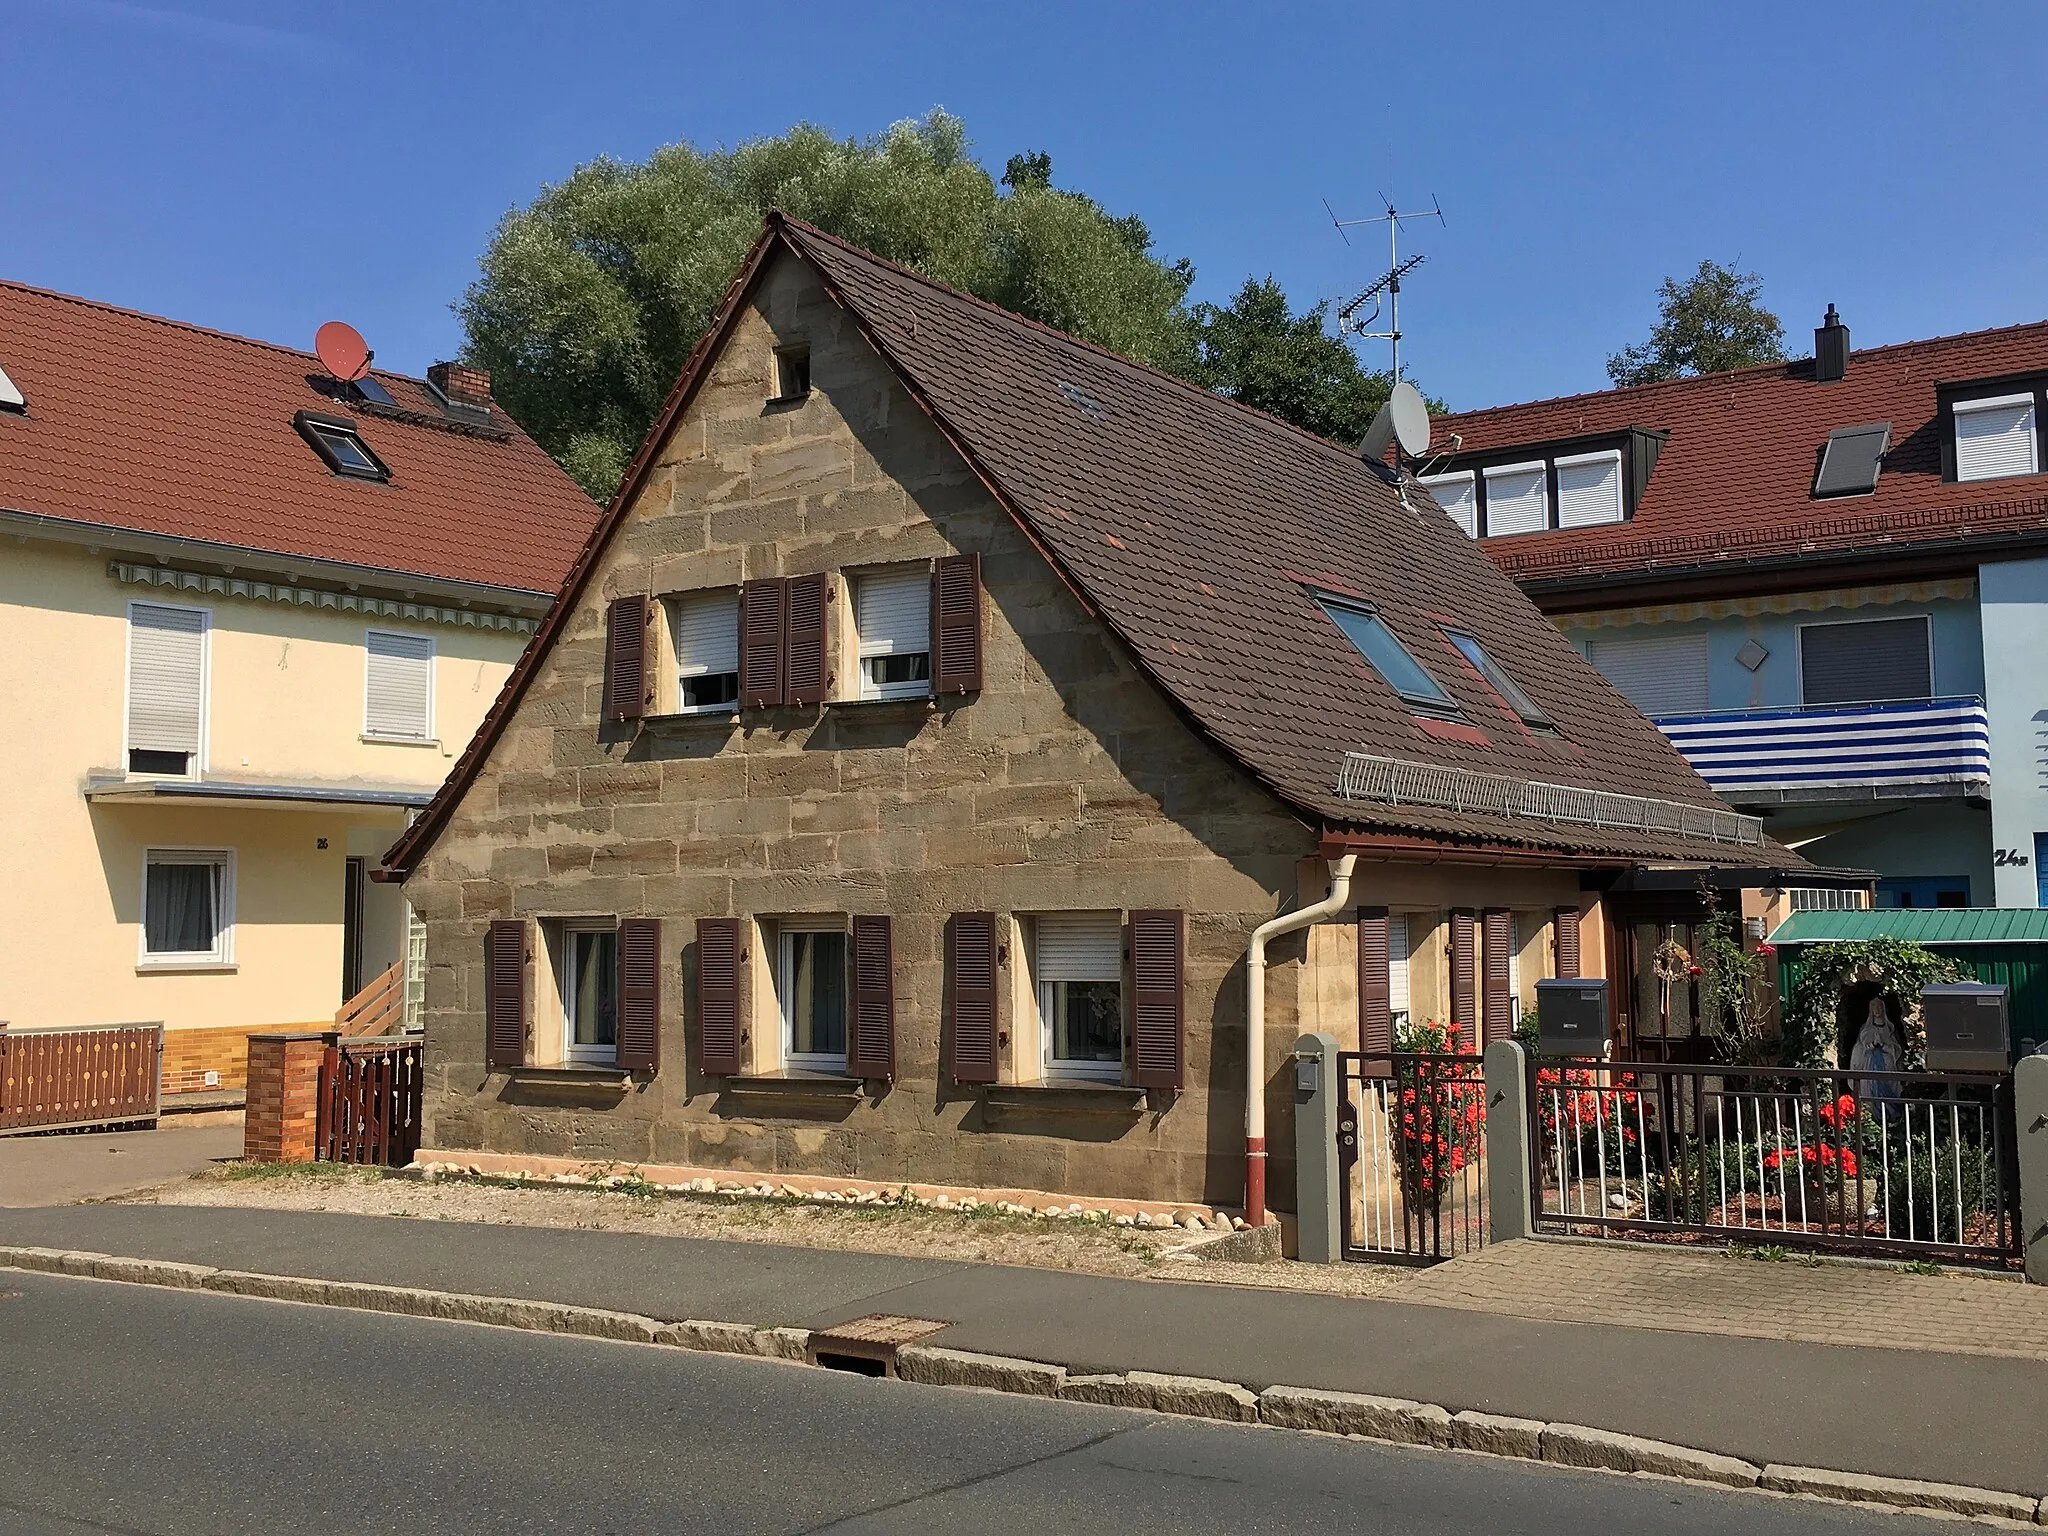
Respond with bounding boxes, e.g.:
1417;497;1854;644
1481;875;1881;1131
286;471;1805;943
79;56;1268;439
318;1037;423;1167
335;961;405;1039
1;1023;162;1135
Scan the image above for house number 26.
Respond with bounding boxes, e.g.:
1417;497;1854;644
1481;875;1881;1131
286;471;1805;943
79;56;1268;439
1994;848;2032;867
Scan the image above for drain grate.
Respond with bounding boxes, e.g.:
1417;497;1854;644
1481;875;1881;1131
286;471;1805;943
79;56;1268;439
807;1314;952;1377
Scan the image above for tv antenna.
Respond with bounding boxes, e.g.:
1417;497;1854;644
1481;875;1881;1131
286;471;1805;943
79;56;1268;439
1323;193;1444;382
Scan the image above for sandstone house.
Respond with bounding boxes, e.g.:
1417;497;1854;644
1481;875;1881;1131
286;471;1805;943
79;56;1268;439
378;214;1809;1217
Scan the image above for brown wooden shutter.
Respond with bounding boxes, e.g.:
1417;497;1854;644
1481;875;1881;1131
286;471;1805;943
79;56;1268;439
739;579;787;708
616;918;662;1074
694;917;743;1076
930;553;983;695
784;573;828;705
1553;905;1582;979
1482;908;1512;1045
1129;909;1184;1091
604;595;650;723
1358;907;1392;1056
948;912;999;1085
847;915;895;1082
485;919;526;1069
1450;909;1477;1042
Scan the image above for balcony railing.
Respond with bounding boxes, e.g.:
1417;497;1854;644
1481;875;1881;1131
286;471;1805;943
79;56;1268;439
1653;696;1990;798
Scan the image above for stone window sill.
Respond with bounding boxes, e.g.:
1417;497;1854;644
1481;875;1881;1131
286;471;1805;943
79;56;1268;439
642;709;740;736
981;1081;1147;1112
822;696;934;719
137;961;237;975
504;1064;633;1087
360;734;442;749
723;1072;867;1098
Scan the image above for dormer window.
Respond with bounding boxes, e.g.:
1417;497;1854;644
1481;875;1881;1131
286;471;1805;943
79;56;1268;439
1482;461;1549;535
1422;429;1659;538
1953;392;2039;483
294;410;389;481
1555;449;1624;526
0;361;24;414
1316;595;1458;713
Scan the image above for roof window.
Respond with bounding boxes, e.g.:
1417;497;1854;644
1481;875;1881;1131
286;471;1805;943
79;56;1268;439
0;362;23;414
293;410;389;481
351;375;398;409
1315;595;1457;712
1442;628;1556;732
1813;422;1890;498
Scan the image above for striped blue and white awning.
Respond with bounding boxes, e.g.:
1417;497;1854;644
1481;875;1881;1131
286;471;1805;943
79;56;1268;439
1653;697;1990;794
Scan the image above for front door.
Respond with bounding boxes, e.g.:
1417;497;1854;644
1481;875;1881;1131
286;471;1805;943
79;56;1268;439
342;857;365;1001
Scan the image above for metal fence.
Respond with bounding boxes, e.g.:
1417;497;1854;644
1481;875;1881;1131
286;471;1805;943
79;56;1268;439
0;1023;162;1135
318;1037;424;1167
1528;1058;2018;1268
1339;1052;1488;1264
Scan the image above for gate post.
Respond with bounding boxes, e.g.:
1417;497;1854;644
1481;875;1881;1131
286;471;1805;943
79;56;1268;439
1484;1039;1534;1245
2017;1055;2048;1285
1292;1033;1342;1264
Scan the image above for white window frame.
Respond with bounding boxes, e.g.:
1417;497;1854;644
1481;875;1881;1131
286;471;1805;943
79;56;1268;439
1419;470;1478;538
123;600;210;779
851;566;933;702
1033;912;1126;1084
670;589;741;715
362;628;437;744
138;847;235;970
1553;448;1625;528
1481;459;1550;537
1953;391;2040;483
779;916;850;1074
556;918;619;1066
1388;912;1412;1025
1795;613;1934;706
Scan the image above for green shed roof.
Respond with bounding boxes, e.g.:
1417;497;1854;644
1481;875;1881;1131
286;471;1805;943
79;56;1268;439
1771;909;2048;947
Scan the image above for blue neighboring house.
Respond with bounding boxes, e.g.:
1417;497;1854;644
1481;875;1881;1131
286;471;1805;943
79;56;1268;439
1430;308;2048;910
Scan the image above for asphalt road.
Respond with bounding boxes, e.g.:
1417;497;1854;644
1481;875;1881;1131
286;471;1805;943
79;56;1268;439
2;1272;1917;1535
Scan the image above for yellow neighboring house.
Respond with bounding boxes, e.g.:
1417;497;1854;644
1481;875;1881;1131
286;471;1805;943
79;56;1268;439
0;281;597;1099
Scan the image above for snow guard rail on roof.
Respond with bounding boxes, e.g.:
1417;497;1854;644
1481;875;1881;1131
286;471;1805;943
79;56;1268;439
1336;753;1766;847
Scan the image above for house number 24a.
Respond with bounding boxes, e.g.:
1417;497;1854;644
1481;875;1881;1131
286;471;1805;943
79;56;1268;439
1995;848;2032;867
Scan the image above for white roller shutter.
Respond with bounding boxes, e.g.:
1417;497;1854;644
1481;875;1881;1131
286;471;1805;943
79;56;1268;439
1036;913;1123;983
1586;629;1710;717
127;603;206;756
672;590;739;677
1420;471;1477;538
1954;394;2038;482
855;567;930;657
1388;913;1412;1016
365;631;435;740
1483;461;1549;535
1555;450;1624;527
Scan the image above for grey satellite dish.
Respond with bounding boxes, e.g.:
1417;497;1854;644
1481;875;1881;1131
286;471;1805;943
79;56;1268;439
1358;380;1431;464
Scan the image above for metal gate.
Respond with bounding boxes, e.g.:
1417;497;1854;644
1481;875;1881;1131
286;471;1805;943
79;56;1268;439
1339;1051;1488;1264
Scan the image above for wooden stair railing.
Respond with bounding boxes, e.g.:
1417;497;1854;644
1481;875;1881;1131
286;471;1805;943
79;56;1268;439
335;961;406;1039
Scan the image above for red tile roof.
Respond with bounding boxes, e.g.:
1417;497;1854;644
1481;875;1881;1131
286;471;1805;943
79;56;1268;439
1435;320;2048;593
0;279;599;593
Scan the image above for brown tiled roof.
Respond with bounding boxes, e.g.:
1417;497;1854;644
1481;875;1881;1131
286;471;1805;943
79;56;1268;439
1434;320;2048;592
382;215;1792;877
0;279;599;593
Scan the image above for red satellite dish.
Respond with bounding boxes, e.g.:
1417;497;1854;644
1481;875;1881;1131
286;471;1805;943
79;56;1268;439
314;320;372;383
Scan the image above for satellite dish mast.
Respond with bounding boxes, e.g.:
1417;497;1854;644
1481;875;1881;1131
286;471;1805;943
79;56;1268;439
1325;193;1444;384
314;320;373;383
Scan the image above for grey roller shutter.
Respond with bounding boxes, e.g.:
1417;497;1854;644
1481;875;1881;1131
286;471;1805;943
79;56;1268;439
1800;617;1931;705
1586;630;1710;717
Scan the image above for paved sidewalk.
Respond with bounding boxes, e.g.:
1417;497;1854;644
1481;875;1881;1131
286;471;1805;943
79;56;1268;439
0;1125;242;1207
4;1202;2044;1496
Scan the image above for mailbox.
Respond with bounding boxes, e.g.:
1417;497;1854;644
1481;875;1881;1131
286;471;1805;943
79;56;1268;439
1921;983;2010;1072
1535;978;1609;1058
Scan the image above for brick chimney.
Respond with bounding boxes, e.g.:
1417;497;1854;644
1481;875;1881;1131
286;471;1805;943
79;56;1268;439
428;361;492;406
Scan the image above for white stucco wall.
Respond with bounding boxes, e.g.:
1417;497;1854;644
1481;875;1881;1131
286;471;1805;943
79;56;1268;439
1980;556;2048;907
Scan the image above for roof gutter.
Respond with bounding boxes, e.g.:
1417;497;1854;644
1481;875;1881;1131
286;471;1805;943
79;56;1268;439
1244;853;1356;1229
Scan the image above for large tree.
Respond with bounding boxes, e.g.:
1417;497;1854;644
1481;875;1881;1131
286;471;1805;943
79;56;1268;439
1191;277;1417;442
1605;260;1786;387
459;112;1197;501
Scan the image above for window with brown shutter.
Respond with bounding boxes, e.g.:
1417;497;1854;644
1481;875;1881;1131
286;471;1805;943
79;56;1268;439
739;579;787;708
485;919;526;1069
616;918;662;1074
1450;910;1477;1041
948;912;999;1085
1482;908;1512;1045
695;917;743;1076
604;595;650;723
1357;908;1392;1056
846;915;895;1082
785;573;828;705
1129;909;1184;1092
931;552;983;695
1553;906;1582;979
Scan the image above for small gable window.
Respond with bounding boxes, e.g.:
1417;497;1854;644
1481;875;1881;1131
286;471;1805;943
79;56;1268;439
773;346;811;403
1443;628;1556;732
294;410;388;481
671;589;741;713
1316;596;1456;712
1953;393;2039;483
1813;423;1890;499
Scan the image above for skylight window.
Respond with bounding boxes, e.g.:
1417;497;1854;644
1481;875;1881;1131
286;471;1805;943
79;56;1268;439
351;375;397;408
1443;628;1556;731
1315;596;1456;711
1813;422;1890;499
0;362;23;414
293;410;389;481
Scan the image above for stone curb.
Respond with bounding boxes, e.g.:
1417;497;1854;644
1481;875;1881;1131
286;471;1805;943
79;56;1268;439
4;1245;2038;1524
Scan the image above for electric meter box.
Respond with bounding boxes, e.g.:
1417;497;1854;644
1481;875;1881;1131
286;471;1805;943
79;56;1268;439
1535;978;1609;1058
1920;983;2010;1072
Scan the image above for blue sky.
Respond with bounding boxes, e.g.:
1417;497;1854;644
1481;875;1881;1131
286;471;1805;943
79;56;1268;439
8;0;2046;413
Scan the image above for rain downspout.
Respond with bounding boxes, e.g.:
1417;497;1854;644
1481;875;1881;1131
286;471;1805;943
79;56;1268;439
1243;853;1357;1228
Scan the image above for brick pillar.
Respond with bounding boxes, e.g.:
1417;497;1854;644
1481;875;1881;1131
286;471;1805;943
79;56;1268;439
243;1033;332;1164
